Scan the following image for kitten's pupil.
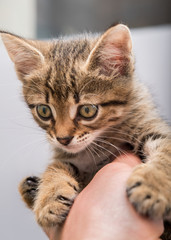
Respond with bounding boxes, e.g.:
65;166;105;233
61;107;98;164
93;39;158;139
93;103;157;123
41;106;49;116
85;107;90;114
42;107;47;114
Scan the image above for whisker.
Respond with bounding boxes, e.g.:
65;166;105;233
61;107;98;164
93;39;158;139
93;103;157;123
96;137;131;159
91;143;109;160
89;144;101;159
96;138;122;157
98;135;134;145
92;141;117;159
10;121;44;132
0;138;47;169
10;138;47;157
102;127;141;144
1;113;31;121
85;145;97;169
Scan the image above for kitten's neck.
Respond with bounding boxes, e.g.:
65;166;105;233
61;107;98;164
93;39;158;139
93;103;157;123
53;137;130;186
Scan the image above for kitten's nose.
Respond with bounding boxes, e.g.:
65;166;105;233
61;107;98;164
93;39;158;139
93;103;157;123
56;136;73;146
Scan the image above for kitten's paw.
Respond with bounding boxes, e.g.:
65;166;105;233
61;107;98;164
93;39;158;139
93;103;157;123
34;180;79;227
35;197;74;227
19;176;40;208
126;164;170;220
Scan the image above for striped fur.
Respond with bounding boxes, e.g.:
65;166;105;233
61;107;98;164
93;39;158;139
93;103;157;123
1;24;171;238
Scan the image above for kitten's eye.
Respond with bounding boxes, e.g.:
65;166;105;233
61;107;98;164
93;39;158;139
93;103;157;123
79;104;98;119
36;105;52;120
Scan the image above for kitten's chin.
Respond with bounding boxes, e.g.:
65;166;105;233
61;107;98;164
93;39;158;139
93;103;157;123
58;144;87;154
49;138;90;154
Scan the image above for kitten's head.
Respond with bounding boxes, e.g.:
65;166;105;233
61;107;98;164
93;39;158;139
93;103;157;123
1;24;134;154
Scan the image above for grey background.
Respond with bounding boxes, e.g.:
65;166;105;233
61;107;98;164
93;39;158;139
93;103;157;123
37;0;171;38
0;24;170;240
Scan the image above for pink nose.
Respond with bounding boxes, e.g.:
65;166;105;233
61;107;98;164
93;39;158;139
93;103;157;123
56;136;73;146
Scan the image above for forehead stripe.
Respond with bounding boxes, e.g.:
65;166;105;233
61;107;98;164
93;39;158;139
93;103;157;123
45;90;50;103
100;100;127;107
73;92;79;103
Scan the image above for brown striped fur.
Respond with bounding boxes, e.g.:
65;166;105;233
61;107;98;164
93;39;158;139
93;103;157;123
1;24;171;239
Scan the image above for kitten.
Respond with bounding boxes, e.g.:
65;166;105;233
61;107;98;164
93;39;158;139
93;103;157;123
1;24;171;239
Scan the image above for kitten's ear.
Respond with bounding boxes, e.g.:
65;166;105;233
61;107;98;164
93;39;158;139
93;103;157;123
1;32;44;79
85;24;133;77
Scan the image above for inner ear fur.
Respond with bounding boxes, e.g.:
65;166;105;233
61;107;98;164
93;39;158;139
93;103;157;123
1;31;45;80
85;24;134;77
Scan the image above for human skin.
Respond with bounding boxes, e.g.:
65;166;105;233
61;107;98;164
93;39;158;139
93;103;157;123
44;154;164;240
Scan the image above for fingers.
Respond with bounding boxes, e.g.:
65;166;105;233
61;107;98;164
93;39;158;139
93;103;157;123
114;153;141;168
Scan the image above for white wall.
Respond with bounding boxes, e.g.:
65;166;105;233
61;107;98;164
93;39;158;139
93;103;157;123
0;0;36;38
132;25;171;121
0;25;171;240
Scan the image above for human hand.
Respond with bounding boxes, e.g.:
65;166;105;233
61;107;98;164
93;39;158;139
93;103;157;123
45;154;164;240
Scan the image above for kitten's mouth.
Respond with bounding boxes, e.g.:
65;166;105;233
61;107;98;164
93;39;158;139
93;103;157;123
59;143;88;154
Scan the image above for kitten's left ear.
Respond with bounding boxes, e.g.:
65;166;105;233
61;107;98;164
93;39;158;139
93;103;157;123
1;32;45;80
85;24;134;77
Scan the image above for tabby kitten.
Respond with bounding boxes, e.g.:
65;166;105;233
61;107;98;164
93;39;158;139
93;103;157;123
1;24;171;239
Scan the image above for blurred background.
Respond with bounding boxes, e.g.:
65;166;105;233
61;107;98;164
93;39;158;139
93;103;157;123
0;0;171;38
0;1;171;240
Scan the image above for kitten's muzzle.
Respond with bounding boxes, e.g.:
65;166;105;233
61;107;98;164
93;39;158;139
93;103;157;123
56;136;74;146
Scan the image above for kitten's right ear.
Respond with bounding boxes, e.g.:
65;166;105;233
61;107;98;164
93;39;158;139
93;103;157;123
1;32;45;80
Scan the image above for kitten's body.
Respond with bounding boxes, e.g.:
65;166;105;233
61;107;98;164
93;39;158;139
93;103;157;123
1;25;171;239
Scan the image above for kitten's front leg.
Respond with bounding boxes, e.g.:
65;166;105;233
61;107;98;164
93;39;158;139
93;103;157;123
127;133;171;220
19;161;80;227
